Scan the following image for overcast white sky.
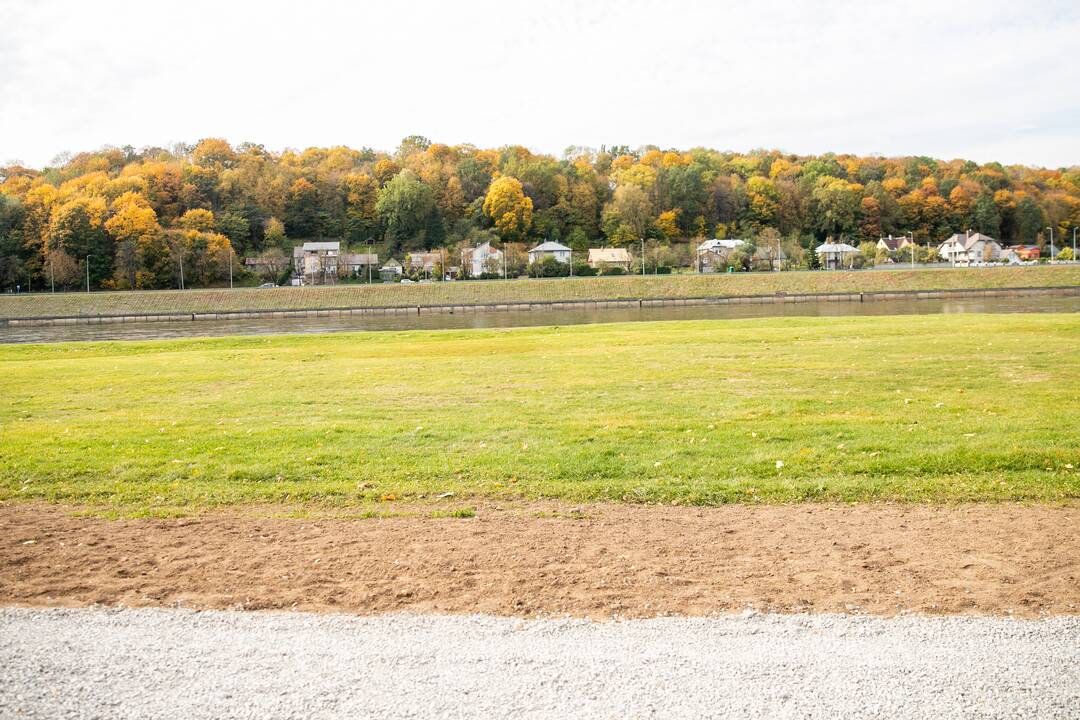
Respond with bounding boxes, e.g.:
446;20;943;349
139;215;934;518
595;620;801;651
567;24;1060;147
2;0;1078;169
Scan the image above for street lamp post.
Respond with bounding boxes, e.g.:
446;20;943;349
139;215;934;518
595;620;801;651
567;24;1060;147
85;255;92;293
1047;227;1055;262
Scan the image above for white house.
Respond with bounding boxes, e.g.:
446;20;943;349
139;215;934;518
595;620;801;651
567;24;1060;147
697;238;747;272
461;241;503;277
815;242;858;270
528;241;572;265
938;232;1002;265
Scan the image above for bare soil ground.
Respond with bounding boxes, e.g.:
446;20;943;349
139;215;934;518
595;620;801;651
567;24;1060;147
1;502;1077;618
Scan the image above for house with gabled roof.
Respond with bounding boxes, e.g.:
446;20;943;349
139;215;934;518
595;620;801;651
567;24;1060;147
527;241;572;265
461;241;503;277
876;235;913;253
587;247;632;271
815;242;858;270
293;241;341;284
938;232;1002;265
379;258;403;281
697;238;747;272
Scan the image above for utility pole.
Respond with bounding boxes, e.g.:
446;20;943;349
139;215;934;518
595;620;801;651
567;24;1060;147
1073;227;1077;261
50;257;54;293
368;241;373;283
1047;227;1055;261
229;248;234;289
909;231;915;268
179;255;185;290
641;238;646;276
85;255;92;293
502;244;506;280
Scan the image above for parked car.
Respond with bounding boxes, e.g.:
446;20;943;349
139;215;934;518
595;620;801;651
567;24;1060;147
258;283;277;288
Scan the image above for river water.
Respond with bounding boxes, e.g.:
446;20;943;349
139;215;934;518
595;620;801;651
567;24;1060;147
2;295;1078;344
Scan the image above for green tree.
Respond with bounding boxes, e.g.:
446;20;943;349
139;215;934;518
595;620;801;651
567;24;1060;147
602;184;651;242
376;169;437;251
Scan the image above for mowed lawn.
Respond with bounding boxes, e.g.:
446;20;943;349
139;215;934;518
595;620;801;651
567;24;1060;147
1;314;1078;511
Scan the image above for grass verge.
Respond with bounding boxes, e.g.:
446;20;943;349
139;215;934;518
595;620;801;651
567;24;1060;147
1;313;1078;511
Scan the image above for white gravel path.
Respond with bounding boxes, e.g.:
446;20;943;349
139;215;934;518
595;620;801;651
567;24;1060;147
1;607;1078;719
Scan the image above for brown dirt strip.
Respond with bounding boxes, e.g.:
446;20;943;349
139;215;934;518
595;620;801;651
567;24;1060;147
1;502;1077;619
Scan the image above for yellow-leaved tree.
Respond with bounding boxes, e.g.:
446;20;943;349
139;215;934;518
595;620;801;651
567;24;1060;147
482;176;533;242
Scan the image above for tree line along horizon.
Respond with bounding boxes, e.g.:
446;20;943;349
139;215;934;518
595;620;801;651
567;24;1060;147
1;135;1078;290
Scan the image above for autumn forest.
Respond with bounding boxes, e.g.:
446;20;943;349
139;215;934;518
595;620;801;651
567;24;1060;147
1;136;1079;290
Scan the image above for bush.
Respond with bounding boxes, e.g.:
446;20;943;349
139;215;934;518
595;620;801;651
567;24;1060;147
527;256;571;278
572;262;597;277
602;266;626;276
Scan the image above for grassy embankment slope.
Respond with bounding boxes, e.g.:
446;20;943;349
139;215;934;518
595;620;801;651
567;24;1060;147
2;265;1080;319
1;313;1078;512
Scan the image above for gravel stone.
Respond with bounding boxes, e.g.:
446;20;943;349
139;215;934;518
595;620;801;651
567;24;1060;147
1;607;1078;719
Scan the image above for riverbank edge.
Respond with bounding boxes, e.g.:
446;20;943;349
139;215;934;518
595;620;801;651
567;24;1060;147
4;284;1079;327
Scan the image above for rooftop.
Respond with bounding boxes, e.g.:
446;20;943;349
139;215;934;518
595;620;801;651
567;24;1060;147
529;241;572;253
588;248;632;263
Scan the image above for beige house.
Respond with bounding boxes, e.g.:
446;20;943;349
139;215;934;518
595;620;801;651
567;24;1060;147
876;235;912;253
339;252;379;278
938;232;1002;265
293;241;341;284
406;251;443;275
587;247;632;271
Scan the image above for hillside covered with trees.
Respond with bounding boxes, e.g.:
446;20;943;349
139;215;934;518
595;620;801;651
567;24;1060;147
1;136;1078;290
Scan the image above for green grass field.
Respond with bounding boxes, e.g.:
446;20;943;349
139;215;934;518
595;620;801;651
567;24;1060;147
3;265;1080;319
2;313;1078;512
